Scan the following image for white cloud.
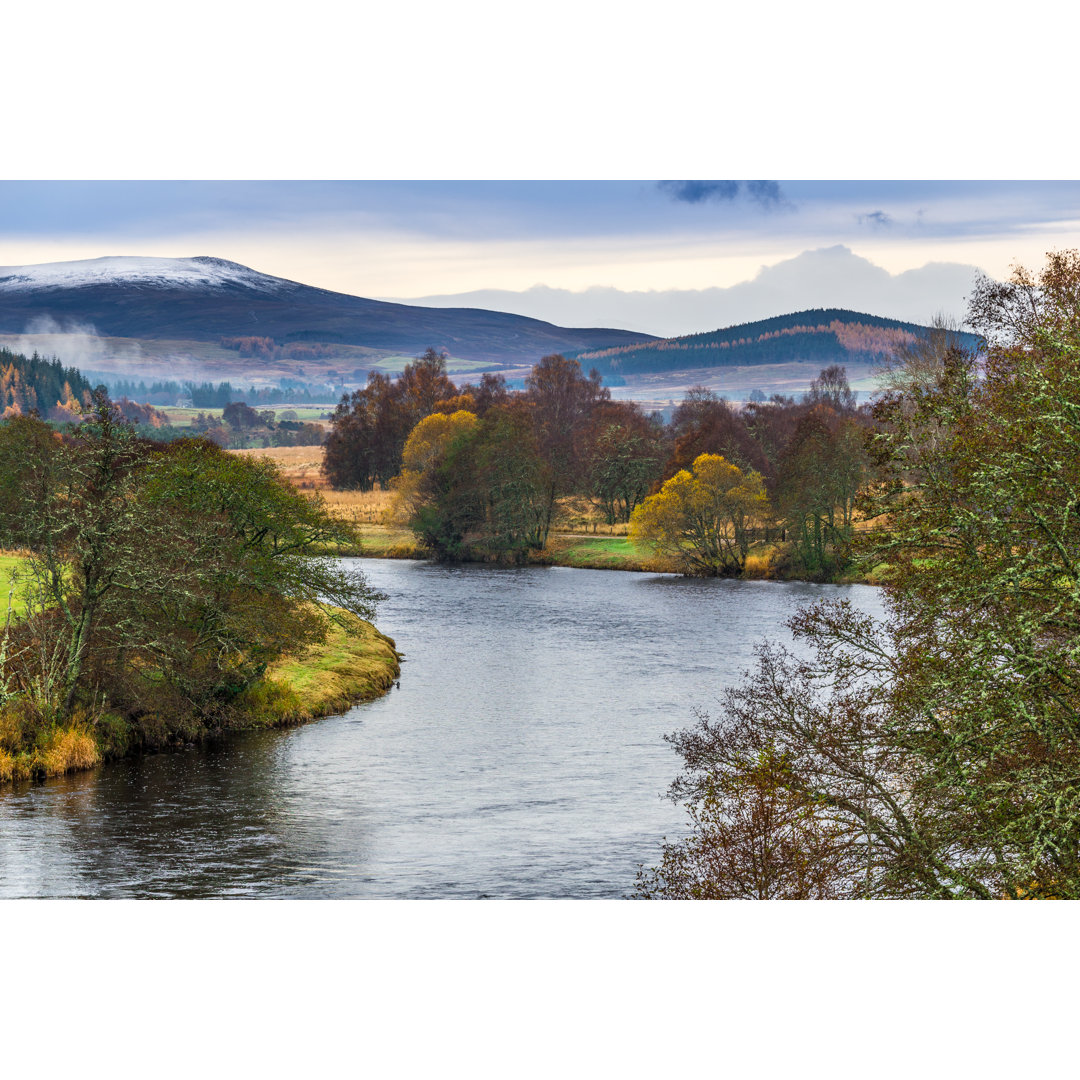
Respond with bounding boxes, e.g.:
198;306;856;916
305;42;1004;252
383;247;984;337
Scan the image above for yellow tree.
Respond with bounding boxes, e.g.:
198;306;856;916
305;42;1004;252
390;410;478;522
629;453;768;575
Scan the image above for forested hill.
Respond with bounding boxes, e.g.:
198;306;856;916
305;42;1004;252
573;308;982;374
0;347;94;419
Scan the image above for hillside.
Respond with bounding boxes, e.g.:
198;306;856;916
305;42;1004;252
572;308;981;375
0;256;657;365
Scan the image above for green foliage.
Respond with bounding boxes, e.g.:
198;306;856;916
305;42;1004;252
410;406;551;562
0;397;384;737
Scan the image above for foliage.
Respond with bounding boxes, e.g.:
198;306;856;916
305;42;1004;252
322;348;457;491
411;405;551;561
0;397;383;735
390;409;478;523
629;453;769;576
640;251;1080;899
575;308;981;376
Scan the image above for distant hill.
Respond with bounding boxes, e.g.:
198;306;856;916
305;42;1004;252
0;256;658;365
572;308;982;375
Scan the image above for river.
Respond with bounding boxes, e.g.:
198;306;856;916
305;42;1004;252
0;560;885;898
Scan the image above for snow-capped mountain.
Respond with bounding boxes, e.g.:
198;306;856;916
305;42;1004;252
0;256;656;363
0;256;298;296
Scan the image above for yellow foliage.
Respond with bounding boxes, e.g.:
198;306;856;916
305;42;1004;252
630;453;769;575
391;410;478;523
401;410;478;474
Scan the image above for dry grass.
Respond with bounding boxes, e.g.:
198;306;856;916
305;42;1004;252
320;489;395;526
229;447;395;525
230;445;330;488
40;726;101;774
0;719;102;784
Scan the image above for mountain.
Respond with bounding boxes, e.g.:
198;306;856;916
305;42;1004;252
0;256;658;364
571;308;982;375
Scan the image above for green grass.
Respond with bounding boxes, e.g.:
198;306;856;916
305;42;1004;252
0;554;29;619
354;524;429;558
542;535;676;573
267;613;401;720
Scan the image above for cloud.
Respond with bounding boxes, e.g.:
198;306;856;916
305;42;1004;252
745;180;784;207
657;180;740;204
857;210;894;228
12;316;143;376
388;246;984;338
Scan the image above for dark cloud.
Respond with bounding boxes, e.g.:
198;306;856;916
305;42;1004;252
745;180;783;207
658;180;786;210
857;210;893;228
658;180;740;204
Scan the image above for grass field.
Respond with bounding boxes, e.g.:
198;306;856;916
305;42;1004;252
159;406;333;427
0;553;29;620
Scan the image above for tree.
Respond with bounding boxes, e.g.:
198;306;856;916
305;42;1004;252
0;400;382;724
582;401;663;525
666;386;770;480
410;405;550;562
775;405;867;578
629;453;769;575
322;349;459;491
525;354;609;544
390;409;478;523
640;252;1080;899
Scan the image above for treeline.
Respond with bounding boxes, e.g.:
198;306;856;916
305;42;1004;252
323;347;871;577
95;377;325;407
220;336;351;364
573;308;981;375
0;394;381;780
181;402;325;449
0;348;96;421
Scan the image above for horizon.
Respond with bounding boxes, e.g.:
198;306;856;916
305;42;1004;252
3;181;1079;337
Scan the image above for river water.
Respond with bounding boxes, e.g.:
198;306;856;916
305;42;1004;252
0;560;884;899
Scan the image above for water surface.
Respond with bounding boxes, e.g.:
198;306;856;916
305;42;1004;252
0;561;884;898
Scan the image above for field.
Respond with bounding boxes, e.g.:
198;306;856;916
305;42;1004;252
0;553;29;619
157;406;334;427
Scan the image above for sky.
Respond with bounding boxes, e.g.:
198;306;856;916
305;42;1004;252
3;180;1080;337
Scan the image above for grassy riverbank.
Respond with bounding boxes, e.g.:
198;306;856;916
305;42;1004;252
0;608;400;786
346;523;879;583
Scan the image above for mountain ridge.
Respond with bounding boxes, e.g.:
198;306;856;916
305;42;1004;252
571;307;982;375
0;256;658;365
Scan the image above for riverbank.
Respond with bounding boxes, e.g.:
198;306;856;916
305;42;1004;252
348;524;881;583
0;611;401;786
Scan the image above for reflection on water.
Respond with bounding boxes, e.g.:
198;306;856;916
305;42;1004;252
0;561;884;898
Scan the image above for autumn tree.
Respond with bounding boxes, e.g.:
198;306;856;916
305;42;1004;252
323;348;459;491
390;409;478;523
0;399;381;724
666;386;770;480
629;453;769;575
525;354;609;544
410;404;550;561
641;252;1080;899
